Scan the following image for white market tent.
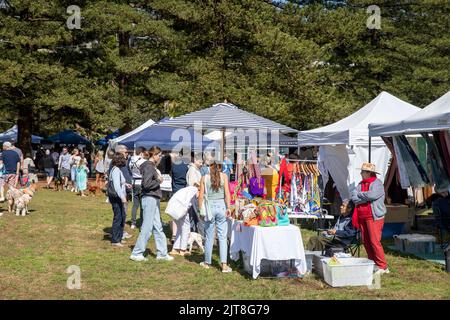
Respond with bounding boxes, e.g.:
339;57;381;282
108;118;155;150
298;91;421;200
369;91;450;137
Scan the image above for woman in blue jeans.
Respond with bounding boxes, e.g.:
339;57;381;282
198;161;232;273
130;146;174;262
108;153;129;247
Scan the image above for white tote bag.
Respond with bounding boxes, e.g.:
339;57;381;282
160;174;172;192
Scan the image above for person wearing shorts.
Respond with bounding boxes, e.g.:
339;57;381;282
58;148;71;190
0;142;21;192
40;149;55;189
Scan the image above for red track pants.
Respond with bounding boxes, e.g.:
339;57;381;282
359;218;387;270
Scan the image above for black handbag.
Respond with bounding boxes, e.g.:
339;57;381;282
324;246;344;257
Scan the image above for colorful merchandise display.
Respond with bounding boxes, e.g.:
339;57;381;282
276;159;322;216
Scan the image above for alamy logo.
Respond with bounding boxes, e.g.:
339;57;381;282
66;265;81;289
66;5;81;30
366;5;381;30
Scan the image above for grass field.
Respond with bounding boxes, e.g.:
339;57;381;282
0;188;449;300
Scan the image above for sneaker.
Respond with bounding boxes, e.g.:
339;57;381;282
156;255;174;261
0;212;3;217
222;266;233;273
130;224;136;229
122;232;132;240
374;267;390;275
0;197;5;202
129;254;148;262
111;242;124;247
70;188;75;192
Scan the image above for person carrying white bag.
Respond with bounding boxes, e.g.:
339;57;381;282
166;185;199;256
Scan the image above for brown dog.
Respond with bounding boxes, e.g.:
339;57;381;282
87;183;101;196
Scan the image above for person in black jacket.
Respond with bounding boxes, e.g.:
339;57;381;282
306;200;358;251
40;149;55;189
129;146;174;262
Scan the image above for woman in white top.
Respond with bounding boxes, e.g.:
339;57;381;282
186;155;203;186
94;150;106;189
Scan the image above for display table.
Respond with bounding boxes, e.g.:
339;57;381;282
287;208;335;230
229;221;307;279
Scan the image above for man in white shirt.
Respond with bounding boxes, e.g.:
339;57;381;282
129;147;147;229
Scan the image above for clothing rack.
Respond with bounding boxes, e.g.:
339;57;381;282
278;158;326;218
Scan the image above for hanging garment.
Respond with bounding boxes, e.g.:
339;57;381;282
438;131;450;177
235;153;243;182
392;137;411;189
290;172;298;208
421;133;450;193
382;137;401;195
414;188;425;207
395;135;430;187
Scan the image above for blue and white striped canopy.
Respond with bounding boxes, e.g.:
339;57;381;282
161;103;298;133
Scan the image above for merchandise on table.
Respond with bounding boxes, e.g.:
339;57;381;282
261;166;279;200
229;197;290;227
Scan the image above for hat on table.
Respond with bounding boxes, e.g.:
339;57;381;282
358;162;380;174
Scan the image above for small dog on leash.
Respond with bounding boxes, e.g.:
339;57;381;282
54;175;64;191
187;232;205;253
6;184;36;216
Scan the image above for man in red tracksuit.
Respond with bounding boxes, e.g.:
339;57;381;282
351;163;389;275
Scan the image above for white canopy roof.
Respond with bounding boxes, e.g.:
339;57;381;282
369;91;450;137
108;118;155;149
298;91;420;146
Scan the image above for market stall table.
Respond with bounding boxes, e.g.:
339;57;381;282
288;208;335;230
229;221;307;279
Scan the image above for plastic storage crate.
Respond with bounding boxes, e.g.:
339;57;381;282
321;258;374;287
304;251;322;274
393;234;436;254
404;235;436;254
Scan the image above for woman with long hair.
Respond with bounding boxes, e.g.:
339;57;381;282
130;146;174;261
76;158;89;197
70;149;81;192
198;160;232;273
94;150;106;189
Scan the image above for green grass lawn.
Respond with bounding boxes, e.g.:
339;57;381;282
0;189;449;300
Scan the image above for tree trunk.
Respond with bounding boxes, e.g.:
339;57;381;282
17;106;33;156
118;31;133;134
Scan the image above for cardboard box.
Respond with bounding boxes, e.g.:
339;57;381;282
385;204;413;224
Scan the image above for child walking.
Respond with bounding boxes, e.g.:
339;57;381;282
76;158;89;197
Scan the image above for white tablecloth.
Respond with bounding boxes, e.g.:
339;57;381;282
229;221;307;279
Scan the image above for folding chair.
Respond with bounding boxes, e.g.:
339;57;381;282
316;229;361;257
